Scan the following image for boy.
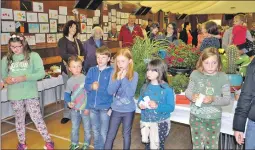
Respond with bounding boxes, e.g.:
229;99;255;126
84;46;113;149
230;14;247;53
64;56;91;150
233;58;255;149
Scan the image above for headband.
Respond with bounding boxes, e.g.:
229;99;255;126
10;34;24;40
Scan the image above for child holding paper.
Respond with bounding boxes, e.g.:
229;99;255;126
138;59;175;150
185;47;231;149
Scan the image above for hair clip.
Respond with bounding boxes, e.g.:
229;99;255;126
10;34;23;40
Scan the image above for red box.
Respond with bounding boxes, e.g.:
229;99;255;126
176;95;190;104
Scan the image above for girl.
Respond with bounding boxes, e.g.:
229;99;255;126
185;47;231;149
104;48;138;150
138;59;175;150
1;34;54;150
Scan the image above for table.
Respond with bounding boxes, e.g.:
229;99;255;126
1;75;64;119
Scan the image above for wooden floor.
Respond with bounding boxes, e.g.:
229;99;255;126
1;101;192;149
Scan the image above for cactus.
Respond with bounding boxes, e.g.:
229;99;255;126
226;45;239;74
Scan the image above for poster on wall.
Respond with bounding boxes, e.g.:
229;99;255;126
20;0;32;11
1;33;10;45
111;16;116;23
80;14;87;22
28;24;39;33
86;26;92;33
116;12;120;18
35;34;46;43
111;9;116;16
103;16;108;23
81;23;86;33
40;24;49;33
38;13;48;22
2;21;15;32
50;20;57;33
27;12;38;22
1;8;13;20
103;26;109;34
103;34;108;41
93;17;99;24
14;10;26;21
94;10;100;17
49;9;58;19
47;34;57;43
59;6;67;15
33;2;44;12
58;15;67;24
25;35;36;45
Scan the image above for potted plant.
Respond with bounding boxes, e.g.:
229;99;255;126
165;40;200;76
221;45;243;92
168;74;190;104
132;37;169;96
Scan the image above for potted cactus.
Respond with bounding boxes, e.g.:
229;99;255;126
223;45;243;92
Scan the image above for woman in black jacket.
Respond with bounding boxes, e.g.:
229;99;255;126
179;22;193;45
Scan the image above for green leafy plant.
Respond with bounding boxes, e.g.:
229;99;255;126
132;37;169;96
165;40;200;69
169;74;189;94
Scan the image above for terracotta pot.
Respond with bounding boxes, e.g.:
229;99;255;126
176;95;190;104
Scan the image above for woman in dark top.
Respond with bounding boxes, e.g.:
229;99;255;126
83;26;104;74
179;22;193;45
165;22;178;45
58;20;85;124
200;21;220;51
149;22;160;41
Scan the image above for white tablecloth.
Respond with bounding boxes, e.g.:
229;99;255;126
1;75;64;119
135;99;237;136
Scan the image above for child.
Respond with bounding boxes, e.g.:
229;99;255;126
138;59;175;150
84;46;113;149
230;14;247;53
1;34;54;149
185;47;231;149
233;58;255;149
64;56;91;150
104;48;138;150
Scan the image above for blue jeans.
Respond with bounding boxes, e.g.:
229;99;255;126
104;110;135;150
71;109;91;145
245;119;255;149
89;108;110;149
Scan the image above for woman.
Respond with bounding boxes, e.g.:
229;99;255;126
179;22;193;45
58;20;85;124
149;22;160;41
200;21;220;51
165;22;178;45
83;26;104;74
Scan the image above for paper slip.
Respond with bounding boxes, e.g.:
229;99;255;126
139;96;152;109
195;94;205;107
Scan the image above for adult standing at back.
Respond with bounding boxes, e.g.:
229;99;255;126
58;20;85;124
118;14;144;48
83;26;104;74
179;22;193;45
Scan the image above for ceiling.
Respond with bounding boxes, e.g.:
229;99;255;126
104;1;255;14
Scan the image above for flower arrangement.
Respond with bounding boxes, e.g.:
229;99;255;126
165;41;200;69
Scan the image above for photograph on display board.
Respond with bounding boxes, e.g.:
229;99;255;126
25;35;36;45
20;0;32;11
59;6;67;15
38;13;48;22
50;20;57;33
93;17;99;24
1;8;13;20
16;22;26;33
80;14;87;22
47;34;57;43
2;21;15;32
56;33;63;42
28;24;39;33
33;2;44;12
1;33;11;45
87;18;93;26
49;9;58;19
86;26;92;33
40;24;49;33
111;9;116;16
27;12;38;22
35;34;46;43
81;23;86;33
103;16;109;23
14;10;26;21
58;15;67;24
94;10;100;17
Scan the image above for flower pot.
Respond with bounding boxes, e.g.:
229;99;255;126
227;74;243;92
168;67;192;76
176;95;190;104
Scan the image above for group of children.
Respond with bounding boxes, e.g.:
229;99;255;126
2;32;252;150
